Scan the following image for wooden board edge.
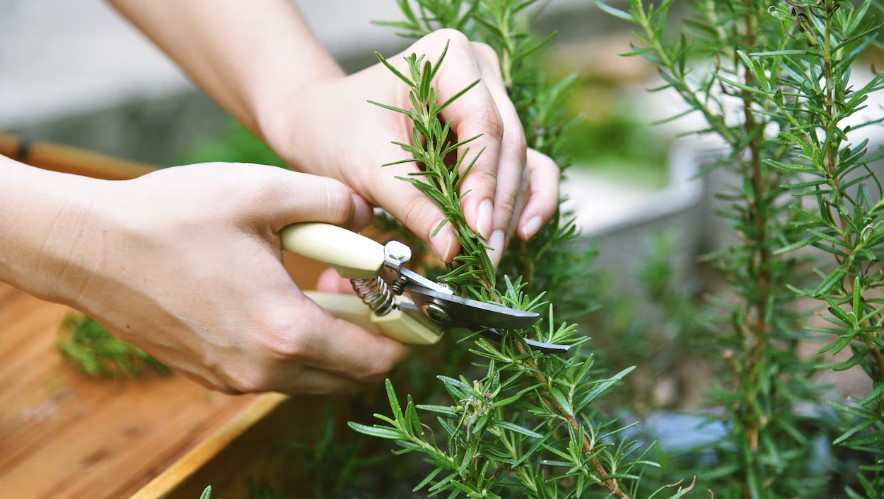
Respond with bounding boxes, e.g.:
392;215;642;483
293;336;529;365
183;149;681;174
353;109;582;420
0;133;157;180
131;393;288;499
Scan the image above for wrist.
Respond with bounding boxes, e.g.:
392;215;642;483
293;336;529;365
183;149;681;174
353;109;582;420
0;158;102;304
253;71;343;163
246;18;345;150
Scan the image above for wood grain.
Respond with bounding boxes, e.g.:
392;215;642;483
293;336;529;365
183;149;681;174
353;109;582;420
0;283;258;498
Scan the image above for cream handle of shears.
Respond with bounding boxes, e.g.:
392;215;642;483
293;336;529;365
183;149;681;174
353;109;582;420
280;223;443;345
280;222;385;280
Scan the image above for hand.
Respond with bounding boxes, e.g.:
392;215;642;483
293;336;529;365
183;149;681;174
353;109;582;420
41;163;406;394
259;29;560;265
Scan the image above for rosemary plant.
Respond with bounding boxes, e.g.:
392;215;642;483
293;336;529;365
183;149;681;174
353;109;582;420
763;0;884;493
600;0;882;495
57;313;169;379
348;2;698;497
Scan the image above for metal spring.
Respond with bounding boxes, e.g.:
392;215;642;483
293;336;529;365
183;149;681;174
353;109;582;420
390;274;407;296
351;276;395;316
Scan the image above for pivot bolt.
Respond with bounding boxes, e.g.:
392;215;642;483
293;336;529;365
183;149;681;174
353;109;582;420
384;241;412;267
424;302;451;324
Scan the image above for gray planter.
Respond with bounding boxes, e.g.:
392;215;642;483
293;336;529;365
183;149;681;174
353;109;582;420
562;140;711;290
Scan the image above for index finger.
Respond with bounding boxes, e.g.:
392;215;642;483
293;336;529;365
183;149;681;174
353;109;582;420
420;30;503;241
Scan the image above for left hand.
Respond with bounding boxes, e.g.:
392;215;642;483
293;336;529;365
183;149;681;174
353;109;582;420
16;163;407;394
258;29;560;266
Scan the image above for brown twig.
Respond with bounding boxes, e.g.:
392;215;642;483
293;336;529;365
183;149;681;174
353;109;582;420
739;7;770;458
871;344;884;378
512;338;629;498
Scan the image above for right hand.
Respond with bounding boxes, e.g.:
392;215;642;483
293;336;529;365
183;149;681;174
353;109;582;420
259;30;561;266
34;163;407;394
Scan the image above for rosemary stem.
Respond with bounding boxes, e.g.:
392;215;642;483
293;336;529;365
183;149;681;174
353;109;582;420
512;338;629;498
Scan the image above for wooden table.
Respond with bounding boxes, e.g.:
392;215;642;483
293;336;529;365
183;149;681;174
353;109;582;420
0;283;259;498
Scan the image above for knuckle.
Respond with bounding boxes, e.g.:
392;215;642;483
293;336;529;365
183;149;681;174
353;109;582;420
462;168;498;201
316;316;405;385
477;169;499;190
538;156;562;188
471;42;499;64
498;190;519;216
217;353;280;394
401;198;436;236
254;312;310;361
528;150;561;179
227;368;274;394
431;28;470;47
356;351;403;383
529;148;557;170
471;104;504;140
236;168;280;205
539;153;559;171
320;181;354;223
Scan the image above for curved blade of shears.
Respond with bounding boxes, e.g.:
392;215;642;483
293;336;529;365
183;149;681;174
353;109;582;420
480;328;572;354
395;301;570;354
404;284;540;329
396;269;571;353
397;268;539;329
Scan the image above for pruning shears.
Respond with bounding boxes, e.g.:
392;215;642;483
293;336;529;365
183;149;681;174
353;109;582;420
280;223;570;354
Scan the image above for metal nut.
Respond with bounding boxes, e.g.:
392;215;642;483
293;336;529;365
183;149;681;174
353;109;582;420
423;302;451;324
383;241;412;267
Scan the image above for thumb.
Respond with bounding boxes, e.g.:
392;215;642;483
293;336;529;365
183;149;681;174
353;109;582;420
258;170;373;231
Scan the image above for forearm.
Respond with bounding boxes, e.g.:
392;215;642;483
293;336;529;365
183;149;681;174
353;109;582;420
0;156;97;303
108;0;343;138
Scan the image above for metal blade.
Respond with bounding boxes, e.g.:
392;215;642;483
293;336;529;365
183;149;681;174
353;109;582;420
403;283;540;330
397;268;453;295
393;268;570;354
480;328;571;354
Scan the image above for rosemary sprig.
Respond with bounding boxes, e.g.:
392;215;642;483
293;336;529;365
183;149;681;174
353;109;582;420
57;313;170;379
370;43;497;295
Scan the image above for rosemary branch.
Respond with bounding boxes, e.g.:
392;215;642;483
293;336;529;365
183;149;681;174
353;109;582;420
369;43;627;495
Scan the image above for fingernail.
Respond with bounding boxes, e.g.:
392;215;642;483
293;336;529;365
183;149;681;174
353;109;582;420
520;216;543;240
430;221;457;262
476;199;493;239
487;230;505;266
